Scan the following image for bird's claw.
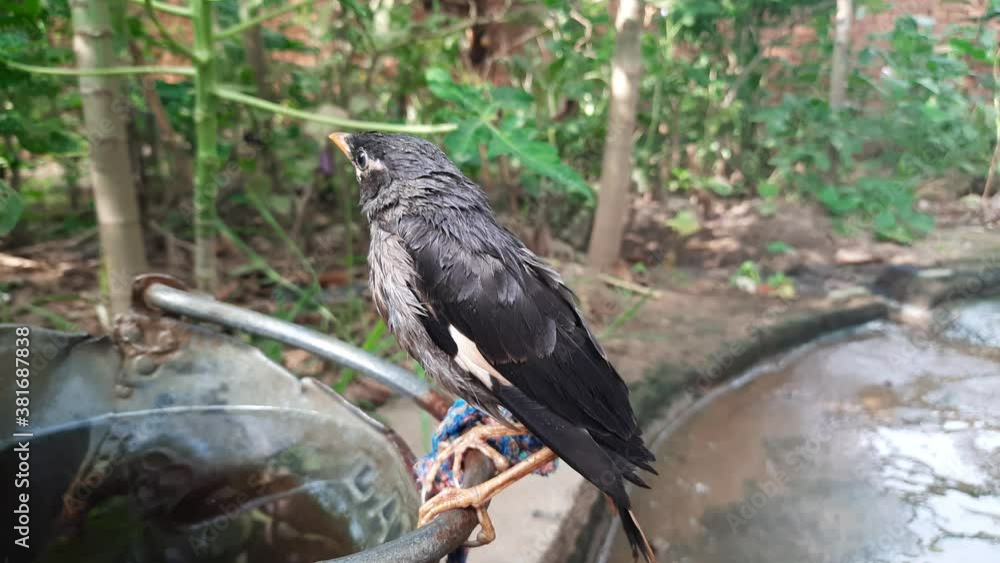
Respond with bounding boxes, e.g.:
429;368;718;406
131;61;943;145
420;423;526;501
417;483;497;546
417;446;559;548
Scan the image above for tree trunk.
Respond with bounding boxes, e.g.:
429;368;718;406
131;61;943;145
70;0;148;315
829;0;853;110
586;0;643;271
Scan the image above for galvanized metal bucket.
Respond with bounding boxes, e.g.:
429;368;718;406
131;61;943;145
1;275;489;563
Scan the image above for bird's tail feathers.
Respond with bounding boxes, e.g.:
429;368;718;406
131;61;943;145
495;385;655;562
614;500;655;563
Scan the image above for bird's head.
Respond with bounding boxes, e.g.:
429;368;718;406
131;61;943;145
329;131;485;217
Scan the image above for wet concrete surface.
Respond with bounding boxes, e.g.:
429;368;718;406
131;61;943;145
607;324;1000;563
943;299;1000;348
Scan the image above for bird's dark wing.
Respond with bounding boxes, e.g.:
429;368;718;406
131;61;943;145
397;214;654;473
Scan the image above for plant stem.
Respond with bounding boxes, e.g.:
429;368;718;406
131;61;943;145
129;0;191;17
192;0;219;291
213;86;457;133
216;0;321;40
2;60;195;76
145;0;196;59
599;295;650;340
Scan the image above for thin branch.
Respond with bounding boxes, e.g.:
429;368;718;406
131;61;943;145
128;0;191;17
216;0;322;40
144;0;196;60
2;60;195;76
568;8;593;51
598;273;663;299
128;40;193;208
214;86;458;134
128;43;187;142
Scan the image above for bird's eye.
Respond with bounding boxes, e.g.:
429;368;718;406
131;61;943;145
356;150;368;170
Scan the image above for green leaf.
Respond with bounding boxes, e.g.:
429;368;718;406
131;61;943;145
873;211;896;233
443;119;485;164
0;180;24;235
732;260;762;285
818;185;859;215
915;77;940;95
766;241;795;254
424;68;485;113
948;38;991;63
705;178;734;196
758;182;780;199
425;68;461;97
665;210;700;236
491;86;533;109
812;151;831;172
6;0;41;16
262;29;318;54
484;125;592;199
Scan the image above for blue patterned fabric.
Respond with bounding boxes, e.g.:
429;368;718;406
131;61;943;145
415;399;558;491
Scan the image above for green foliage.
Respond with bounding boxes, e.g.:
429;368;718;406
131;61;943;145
664;210;700;236
765;271;796;299
0;1;82;201
862;16;992;176
425;68;592;200
766;241;794;254
733;260;762;285
753;13;990;243
730;260;796;298
0;179;23;234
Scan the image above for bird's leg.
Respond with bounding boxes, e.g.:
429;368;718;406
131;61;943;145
418;447;559;547
420;423;527;500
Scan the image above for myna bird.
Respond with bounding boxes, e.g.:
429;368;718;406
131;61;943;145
330;132;656;562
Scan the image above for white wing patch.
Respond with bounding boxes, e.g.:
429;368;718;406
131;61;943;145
448;325;510;388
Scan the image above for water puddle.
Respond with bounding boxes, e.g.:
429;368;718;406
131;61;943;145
606;325;1000;562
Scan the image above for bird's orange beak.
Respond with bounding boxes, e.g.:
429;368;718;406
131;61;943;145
328;132;351;159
